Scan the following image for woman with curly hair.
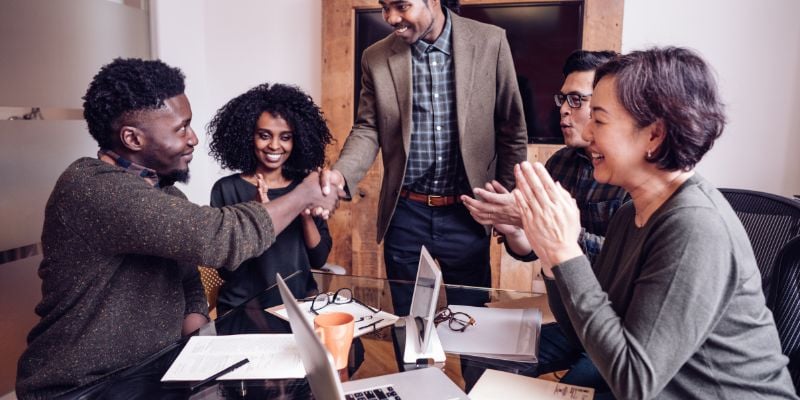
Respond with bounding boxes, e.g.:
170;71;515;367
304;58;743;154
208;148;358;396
208;83;333;314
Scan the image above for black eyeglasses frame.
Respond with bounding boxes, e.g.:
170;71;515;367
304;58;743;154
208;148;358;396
554;92;592;109
434;306;476;333
309;287;382;316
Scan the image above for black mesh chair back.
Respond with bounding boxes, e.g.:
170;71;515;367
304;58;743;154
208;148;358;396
769;236;800;394
719;188;800;300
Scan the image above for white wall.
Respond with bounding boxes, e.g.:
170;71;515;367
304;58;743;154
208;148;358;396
150;0;322;204
0;1;151;392
622;0;800;197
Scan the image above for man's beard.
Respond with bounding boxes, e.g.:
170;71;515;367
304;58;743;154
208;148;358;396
159;169;190;186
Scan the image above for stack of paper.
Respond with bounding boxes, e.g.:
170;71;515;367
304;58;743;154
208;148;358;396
161;334;305;382
436;305;541;362
266;301;399;338
469;369;594;400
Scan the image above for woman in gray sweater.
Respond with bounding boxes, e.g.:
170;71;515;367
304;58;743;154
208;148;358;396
510;47;797;399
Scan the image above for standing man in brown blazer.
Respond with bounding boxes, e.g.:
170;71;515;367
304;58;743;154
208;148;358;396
323;0;527;315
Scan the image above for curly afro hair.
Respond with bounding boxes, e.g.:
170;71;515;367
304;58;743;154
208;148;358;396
83;58;185;149
207;83;332;180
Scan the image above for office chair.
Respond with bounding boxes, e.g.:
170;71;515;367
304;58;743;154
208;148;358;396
719;188;800;300
198;266;224;317
769;236;800;394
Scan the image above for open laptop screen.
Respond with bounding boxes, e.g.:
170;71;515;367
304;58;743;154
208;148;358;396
407;246;442;352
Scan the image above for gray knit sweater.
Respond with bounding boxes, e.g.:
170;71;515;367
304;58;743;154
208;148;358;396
16;158;276;399
546;174;797;399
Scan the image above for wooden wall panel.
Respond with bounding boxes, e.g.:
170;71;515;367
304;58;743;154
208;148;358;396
322;0;624;287
322;0;385;278
583;0;625;51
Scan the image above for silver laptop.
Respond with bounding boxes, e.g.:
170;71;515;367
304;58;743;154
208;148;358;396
276;272;468;400
403;245;446;363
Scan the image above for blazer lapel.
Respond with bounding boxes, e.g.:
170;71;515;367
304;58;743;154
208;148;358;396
388;38;413;153
451;13;476;143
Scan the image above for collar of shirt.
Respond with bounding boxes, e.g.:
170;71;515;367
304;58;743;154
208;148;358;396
575;147;592;164
411;7;452;57
98;148;161;187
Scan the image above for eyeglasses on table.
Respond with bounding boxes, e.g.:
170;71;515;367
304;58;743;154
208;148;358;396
434;307;476;332
307;287;382;316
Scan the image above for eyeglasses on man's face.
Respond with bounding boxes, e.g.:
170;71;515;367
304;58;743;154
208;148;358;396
309;287;381;315
554;92;592;109
434;307;476;333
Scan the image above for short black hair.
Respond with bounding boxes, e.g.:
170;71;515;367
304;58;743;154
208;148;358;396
207;83;332;180
594;47;726;171
562;50;618;76
423;0;460;13
441;0;460;13
83;58;185;149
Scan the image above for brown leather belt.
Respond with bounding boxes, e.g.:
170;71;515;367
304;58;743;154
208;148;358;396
400;189;460;207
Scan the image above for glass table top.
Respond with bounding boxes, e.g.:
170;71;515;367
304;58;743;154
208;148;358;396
66;271;547;399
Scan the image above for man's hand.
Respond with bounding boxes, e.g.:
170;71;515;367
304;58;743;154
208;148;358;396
306;168;347;218
300;171;339;220
182;312;207;336
260;170;340;235
461;180;522;228
463;180;531;255
320;168;347;197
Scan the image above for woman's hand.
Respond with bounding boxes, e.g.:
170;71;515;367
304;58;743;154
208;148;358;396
255;173;270;204
513;162;583;275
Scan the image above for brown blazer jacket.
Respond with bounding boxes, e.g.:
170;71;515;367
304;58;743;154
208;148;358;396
333;11;528;243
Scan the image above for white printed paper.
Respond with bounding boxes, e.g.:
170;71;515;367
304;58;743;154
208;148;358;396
161;334;305;381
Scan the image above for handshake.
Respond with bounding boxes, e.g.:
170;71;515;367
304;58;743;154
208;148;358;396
296;168;348;220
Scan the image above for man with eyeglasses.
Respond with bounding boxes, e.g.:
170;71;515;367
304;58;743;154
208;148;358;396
542;50;629;264
464;49;627;265
462;50;627;399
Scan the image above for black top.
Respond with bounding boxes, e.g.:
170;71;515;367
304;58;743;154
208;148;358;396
210;174;332;312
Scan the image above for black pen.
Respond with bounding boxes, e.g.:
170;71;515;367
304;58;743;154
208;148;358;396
358;318;385;331
190;358;250;391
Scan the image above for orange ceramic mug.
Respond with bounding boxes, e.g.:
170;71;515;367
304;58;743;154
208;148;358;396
314;312;355;370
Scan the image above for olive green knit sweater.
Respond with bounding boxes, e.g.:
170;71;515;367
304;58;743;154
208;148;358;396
16;158;275;399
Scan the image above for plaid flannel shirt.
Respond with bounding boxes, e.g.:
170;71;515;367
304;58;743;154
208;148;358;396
403;9;466;195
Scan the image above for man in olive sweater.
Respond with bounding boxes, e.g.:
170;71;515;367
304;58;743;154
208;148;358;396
15;59;338;399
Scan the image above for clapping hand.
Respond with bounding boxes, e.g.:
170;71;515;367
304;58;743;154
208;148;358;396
513;162;582;276
255;174;270;204
461;180;521;235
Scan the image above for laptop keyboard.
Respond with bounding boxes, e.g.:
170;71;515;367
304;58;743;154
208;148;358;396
345;385;402;400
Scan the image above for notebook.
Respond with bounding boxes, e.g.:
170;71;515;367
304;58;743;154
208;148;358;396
276;272;468;400
469;369;594;400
